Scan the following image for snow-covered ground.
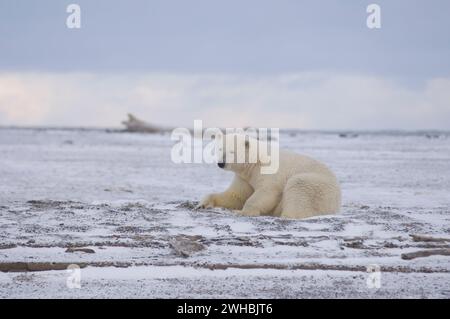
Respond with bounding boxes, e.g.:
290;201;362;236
0;128;449;298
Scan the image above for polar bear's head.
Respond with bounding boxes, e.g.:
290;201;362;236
215;133;279;175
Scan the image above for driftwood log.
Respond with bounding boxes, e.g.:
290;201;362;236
410;234;450;243
121;114;163;133
401;248;450;260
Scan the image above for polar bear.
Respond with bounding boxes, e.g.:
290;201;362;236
197;133;341;219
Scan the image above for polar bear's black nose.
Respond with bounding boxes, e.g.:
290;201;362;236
218;162;225;168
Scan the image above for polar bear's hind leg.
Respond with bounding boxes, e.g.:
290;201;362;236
280;173;340;219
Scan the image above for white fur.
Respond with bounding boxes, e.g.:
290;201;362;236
198;134;341;219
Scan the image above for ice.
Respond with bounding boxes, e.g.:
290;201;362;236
0;127;449;298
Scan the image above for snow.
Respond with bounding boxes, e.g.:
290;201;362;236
0;127;449;298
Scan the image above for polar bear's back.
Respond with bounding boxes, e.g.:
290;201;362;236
277;150;338;181
271;150;341;218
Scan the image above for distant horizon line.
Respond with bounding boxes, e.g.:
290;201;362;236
1;125;449;134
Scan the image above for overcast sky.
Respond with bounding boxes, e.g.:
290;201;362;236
1;0;449;129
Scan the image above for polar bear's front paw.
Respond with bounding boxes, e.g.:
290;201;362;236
196;194;216;209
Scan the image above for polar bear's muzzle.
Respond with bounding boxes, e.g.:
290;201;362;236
217;162;225;169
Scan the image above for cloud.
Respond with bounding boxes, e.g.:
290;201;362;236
0;74;53;125
0;72;449;130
